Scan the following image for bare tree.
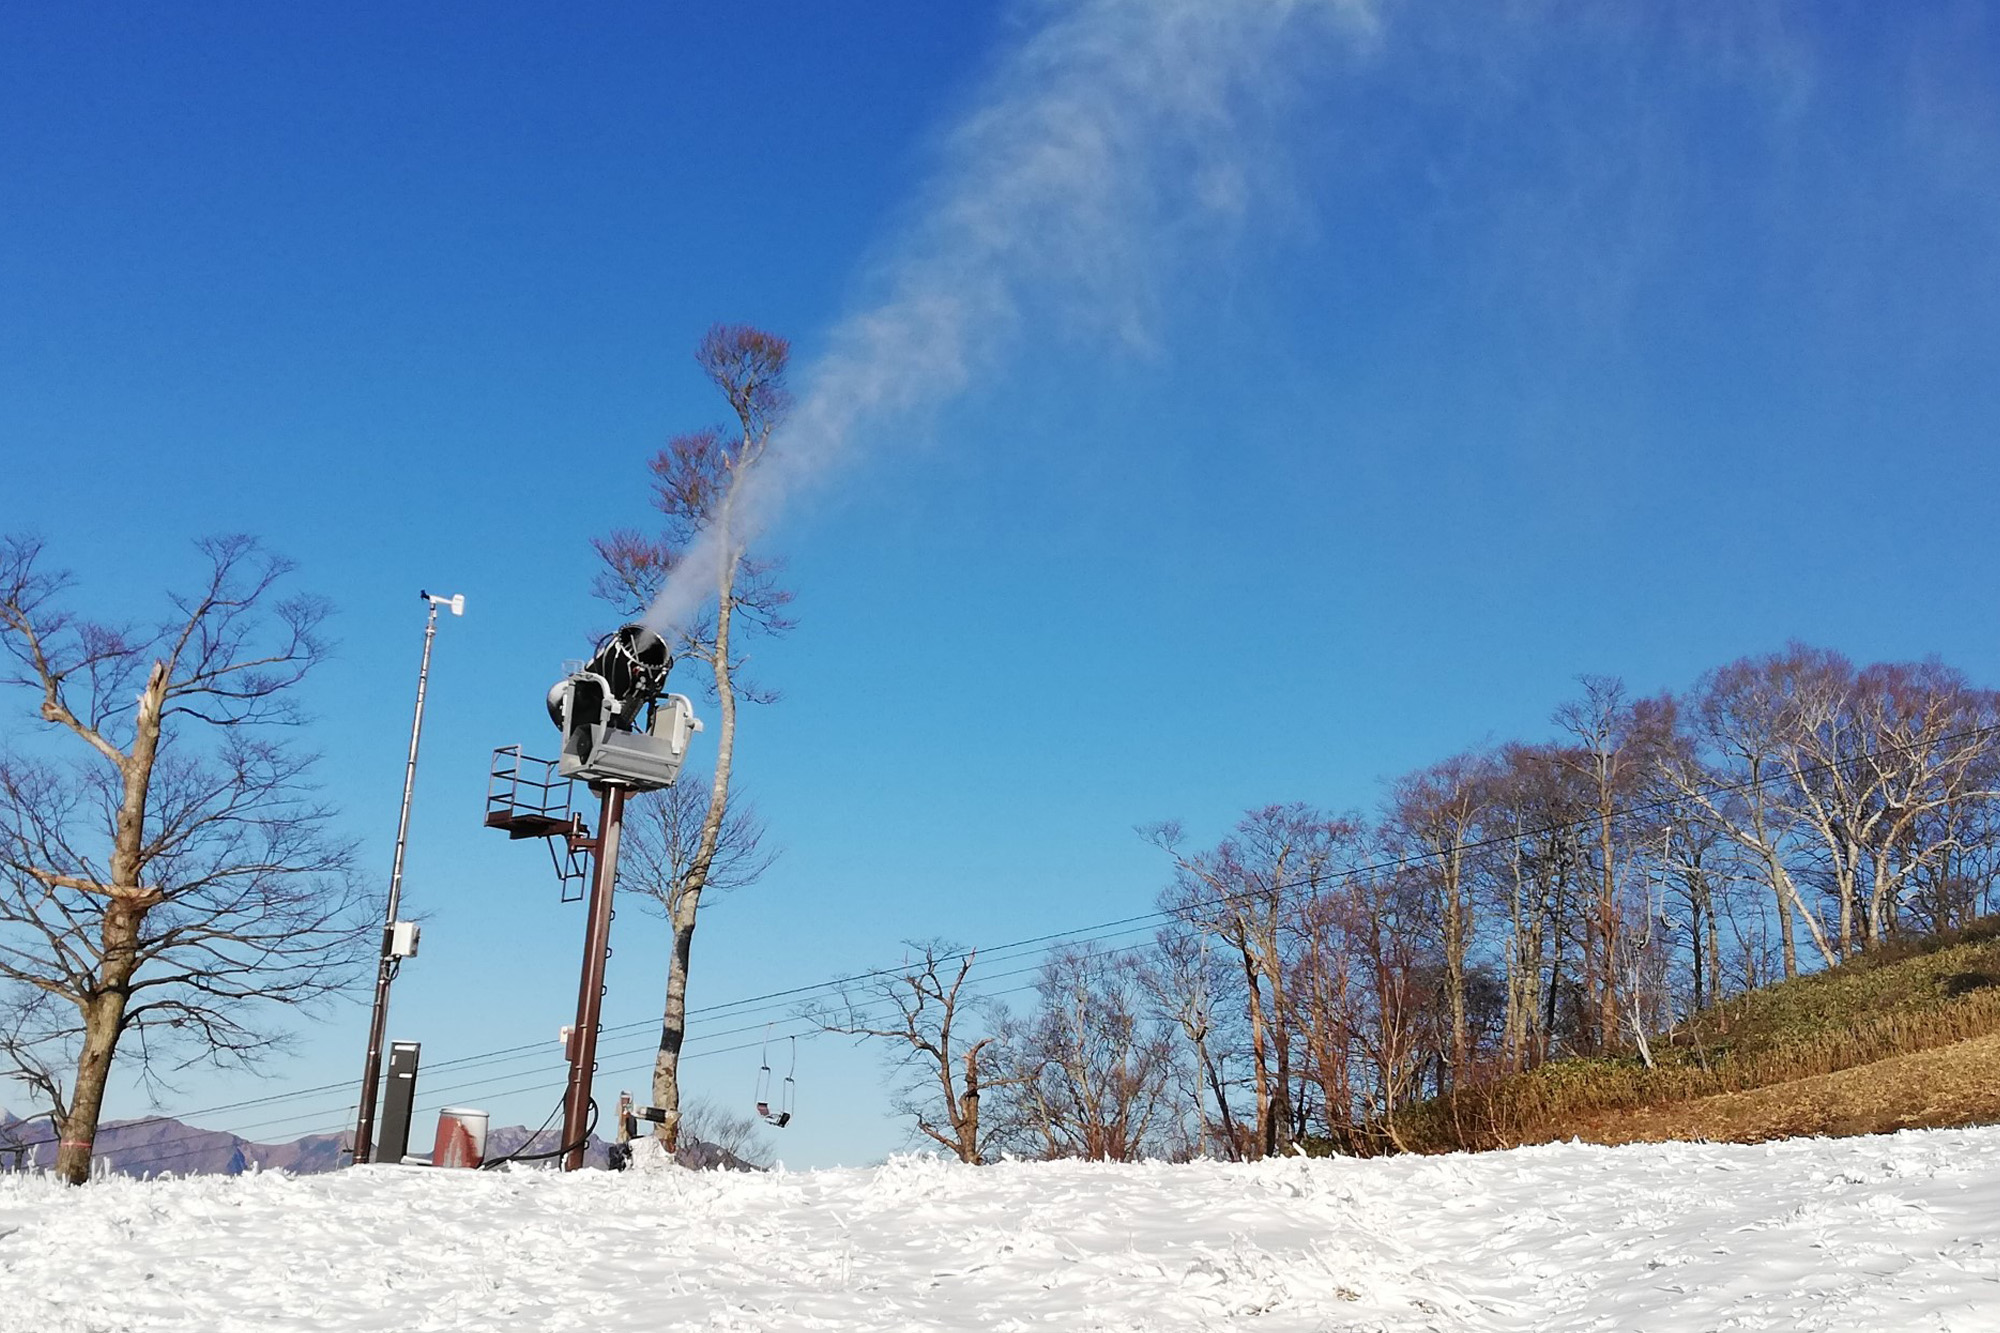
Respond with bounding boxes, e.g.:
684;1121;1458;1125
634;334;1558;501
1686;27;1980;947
1822;660;1994;947
673;1094;772;1170
0;535;370;1184
1903;763;2000;935
621;769;777;914
997;945;1180;1162
1289;886;1366;1149
1383;751;1494;1086
1141;926;1243;1158
1115;640;2000;1150
1664;651;1836;976
1552;677;1665;1051
616;768;776;1148
1654;793;1734;1015
1678;647;1996;960
1480;742;1593;1066
1343;867;1434;1150
593;324;796;1150
1148;805;1358;1158
811;940;1001;1163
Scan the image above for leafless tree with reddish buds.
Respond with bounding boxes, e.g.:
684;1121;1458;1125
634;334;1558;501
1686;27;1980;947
593;324;796;1152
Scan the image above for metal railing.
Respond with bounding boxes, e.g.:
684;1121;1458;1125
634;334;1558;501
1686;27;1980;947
486;745;589;901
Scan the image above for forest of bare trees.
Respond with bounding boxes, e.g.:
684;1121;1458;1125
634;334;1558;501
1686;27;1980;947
848;644;2000;1163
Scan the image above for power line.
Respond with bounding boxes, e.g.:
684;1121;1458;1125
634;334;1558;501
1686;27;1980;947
31;961;1087;1178
17;720;1996;1166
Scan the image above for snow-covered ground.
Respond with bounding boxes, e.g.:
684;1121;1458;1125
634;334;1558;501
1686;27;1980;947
4;1128;1999;1331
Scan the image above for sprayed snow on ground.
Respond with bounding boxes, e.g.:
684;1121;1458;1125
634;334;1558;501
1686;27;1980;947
3;1127;1999;1331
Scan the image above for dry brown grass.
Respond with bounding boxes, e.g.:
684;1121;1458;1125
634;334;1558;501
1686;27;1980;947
1382;926;2000;1155
1389;989;2000;1153
1572;1029;2000;1145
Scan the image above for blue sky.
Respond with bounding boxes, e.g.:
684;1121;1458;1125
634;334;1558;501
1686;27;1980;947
4;1;1999;1168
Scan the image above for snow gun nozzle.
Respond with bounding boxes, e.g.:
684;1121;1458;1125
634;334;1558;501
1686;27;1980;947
583;624;673;715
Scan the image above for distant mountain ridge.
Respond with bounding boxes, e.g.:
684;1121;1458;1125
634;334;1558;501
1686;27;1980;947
0;1110;622;1177
0;1110;756;1177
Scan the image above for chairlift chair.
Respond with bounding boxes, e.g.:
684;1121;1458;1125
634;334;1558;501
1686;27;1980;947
755;1028;795;1128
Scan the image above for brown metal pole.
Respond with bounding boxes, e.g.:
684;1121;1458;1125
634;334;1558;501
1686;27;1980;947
351;938;397;1163
562;784;625;1170
352;598;443;1164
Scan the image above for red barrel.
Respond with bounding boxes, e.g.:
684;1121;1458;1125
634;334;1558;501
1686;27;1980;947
432;1107;489;1169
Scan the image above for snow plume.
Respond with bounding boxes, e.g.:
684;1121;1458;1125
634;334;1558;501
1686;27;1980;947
642;0;1380;634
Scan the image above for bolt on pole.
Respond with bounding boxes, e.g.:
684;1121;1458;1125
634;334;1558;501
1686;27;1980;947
351;591;459;1164
562;783;626;1170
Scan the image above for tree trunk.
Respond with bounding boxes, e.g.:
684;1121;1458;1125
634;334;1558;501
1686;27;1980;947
1237;946;1273;1160
1836;842;1857;958
1261;931;1295;1155
1501;832;1533;1071
650;891;700;1149
1688;869;1706;1010
1868;846;1898;945
1442;843;1470;1086
955;1045;982;1163
650;544;741;1152
1203;1045;1240;1159
1597;802;1619;1050
1542;910;1564;1051
1739;760;1800;981
54;662;167;1182
1705;887;1723;1009
56;895;148;1184
54;993;125;1184
1762;840;1798;979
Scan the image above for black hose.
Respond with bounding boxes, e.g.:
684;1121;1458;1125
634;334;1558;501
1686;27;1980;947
479;1098;598;1170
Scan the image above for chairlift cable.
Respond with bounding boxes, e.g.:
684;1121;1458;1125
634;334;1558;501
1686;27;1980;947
20;722;1991;1164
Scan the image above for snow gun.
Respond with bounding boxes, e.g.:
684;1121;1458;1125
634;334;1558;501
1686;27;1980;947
545;623;701;792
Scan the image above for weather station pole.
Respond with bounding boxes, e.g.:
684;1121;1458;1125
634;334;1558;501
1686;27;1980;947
350;590;463;1164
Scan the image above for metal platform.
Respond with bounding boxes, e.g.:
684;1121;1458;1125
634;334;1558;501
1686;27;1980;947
483;808;572;840
487;745;593;902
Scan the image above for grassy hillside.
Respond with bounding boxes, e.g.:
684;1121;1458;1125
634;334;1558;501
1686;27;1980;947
1577;1030;2000;1144
1398;918;2000;1153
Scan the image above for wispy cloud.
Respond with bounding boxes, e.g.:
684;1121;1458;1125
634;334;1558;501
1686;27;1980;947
644;0;1380;632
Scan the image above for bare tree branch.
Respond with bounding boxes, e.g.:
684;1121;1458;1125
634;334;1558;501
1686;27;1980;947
0;534;372;1183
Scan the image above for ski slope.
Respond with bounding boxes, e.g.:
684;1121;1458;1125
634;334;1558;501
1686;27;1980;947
4;1127;1998;1331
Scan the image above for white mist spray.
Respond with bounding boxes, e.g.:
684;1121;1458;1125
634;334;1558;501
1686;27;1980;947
643;0;1380;634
